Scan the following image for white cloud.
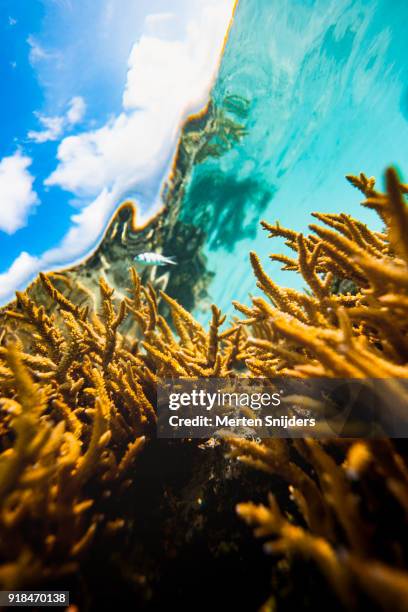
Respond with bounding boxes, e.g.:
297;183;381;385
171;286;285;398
0;0;235;304
66;96;86;125
46;0;235;199
0;152;38;234
42;188;118;264
144;12;174;27
28;114;65;143
145;12;173;24
0;253;40;301
28;96;86;143
27;35;54;62
123;4;232;112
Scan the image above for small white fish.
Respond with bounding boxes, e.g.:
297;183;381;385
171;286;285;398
134;252;177;266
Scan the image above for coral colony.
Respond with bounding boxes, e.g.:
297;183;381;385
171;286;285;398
1;166;408;609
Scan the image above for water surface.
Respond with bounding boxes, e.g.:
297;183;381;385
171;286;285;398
180;0;408;322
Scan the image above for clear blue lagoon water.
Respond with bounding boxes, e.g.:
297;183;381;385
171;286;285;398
179;0;408;323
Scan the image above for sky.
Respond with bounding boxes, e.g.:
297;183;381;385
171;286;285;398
0;0;235;304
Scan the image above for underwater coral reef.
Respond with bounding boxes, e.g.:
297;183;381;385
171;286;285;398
230;167;408;611
0;167;408;610
0;263;241;592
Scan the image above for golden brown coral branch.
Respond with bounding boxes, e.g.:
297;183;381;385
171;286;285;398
250;252;307;322
39;273;86;320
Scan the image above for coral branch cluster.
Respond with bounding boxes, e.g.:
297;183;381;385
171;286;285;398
0;268;237;588
1;165;408;611
235;169;408;380
231;168;408;610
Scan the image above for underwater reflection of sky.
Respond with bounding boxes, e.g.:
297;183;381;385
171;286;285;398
184;0;408;323
0;0;235;304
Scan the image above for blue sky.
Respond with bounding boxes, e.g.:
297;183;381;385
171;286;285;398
0;0;235;303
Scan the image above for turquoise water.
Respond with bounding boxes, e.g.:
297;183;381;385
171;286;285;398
180;0;408;324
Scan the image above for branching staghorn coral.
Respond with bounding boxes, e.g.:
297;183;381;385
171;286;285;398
234;168;408;379
0;268;238;589
2;163;408;611
230;167;408;610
